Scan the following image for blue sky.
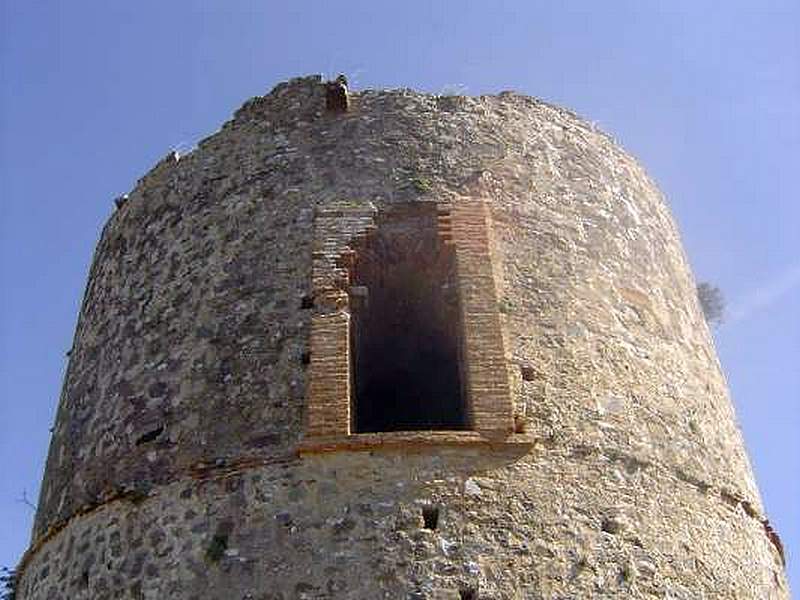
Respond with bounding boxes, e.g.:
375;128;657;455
1;0;797;590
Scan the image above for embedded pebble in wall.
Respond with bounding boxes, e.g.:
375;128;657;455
464;479;482;497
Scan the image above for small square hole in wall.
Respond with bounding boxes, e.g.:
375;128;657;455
421;504;440;530
520;365;536;381
459;586;478;600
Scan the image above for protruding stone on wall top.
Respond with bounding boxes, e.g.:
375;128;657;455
325;74;350;112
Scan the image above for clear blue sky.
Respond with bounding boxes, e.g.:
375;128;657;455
1;0;797;590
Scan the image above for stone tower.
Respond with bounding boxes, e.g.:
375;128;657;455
16;75;788;599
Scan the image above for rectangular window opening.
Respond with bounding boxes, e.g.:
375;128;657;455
347;204;468;433
302;199;519;450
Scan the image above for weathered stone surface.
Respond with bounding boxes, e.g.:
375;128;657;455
17;74;788;598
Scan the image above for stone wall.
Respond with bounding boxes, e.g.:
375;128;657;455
18;75;788;598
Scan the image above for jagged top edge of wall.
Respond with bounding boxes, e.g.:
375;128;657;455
85;74;672;338
110;74;631;213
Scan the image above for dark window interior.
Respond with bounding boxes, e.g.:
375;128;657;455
349;205;467;432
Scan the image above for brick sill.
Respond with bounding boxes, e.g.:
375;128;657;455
297;430;535;454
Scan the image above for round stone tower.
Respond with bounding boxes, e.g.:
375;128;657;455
17;75;787;599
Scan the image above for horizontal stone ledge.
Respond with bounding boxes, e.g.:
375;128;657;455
297;430;534;454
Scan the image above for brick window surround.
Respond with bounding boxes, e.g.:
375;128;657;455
299;199;530;453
